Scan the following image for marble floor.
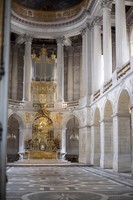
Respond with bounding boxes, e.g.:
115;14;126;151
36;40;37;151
6;160;133;200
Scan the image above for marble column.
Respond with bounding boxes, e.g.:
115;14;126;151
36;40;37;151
56;36;65;102
130;25;133;57
90;125;95;165
18;128;25;155
80;28;87;98
11;45;18;100
86;24;92;95
79;126;91;164
23;35;33;102
101;0;113;82
92;17;102;92
61;128;67;158
67;46;74;101
115;0;129;68
0;1;11;199
113;113;131;172
131;106;133;174
100;119;113;169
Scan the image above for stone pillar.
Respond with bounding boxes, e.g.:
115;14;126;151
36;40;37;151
115;0;129;68
130;106;133;174
101;0;113;82
92;17;102;92
113;114;131;172
86;24;92;95
23;35;33;102
0;1;11;199
67;46;74;101
18;128;25;155
56;36;65;102
11;45;18;100
80;28;87;98
78;126;91;164
61;128;67;158
130;25;133;57
90;125;95;165
100;120;113;169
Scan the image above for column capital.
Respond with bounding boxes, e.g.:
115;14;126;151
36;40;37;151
86;22;92;30
56;36;65;45
80;28;86;36
92;16;102;26
23;34;33;44
101;0;113;10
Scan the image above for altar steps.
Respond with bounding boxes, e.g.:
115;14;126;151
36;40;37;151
7;159;90;167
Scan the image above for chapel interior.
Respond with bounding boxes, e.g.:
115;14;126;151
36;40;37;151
0;0;133;199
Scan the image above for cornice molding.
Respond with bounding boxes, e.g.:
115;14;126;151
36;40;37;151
11;8;87;28
101;0;113;10
11;9;89;38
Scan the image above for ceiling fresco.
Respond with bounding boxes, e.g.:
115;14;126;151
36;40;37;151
14;0;84;11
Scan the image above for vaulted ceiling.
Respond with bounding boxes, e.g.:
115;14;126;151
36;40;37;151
14;0;84;11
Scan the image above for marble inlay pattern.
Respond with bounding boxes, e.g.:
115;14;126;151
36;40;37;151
6;166;133;200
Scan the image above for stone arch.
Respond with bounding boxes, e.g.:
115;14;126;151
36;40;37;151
91;107;100;166
100;100;113;169
8;112;24;128
117;89;131;114
113;89;131;172
7;114;23;162
61;113;81;129
65;114;79;163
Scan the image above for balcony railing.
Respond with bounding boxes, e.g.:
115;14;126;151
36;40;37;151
8;99;24;109
93;90;100;101
62;100;79;109
93;61;131;102
117;62;130;79
103;79;112;93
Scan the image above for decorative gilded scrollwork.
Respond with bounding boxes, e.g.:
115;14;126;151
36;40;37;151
31;81;56;103
50;113;63;126
25;112;31;123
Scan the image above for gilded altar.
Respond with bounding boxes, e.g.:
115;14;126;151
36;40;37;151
24;104;60;159
25;151;57;159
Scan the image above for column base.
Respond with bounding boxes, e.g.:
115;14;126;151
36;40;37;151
113;154;131;173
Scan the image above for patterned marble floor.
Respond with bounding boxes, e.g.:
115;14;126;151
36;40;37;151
6;165;133;200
